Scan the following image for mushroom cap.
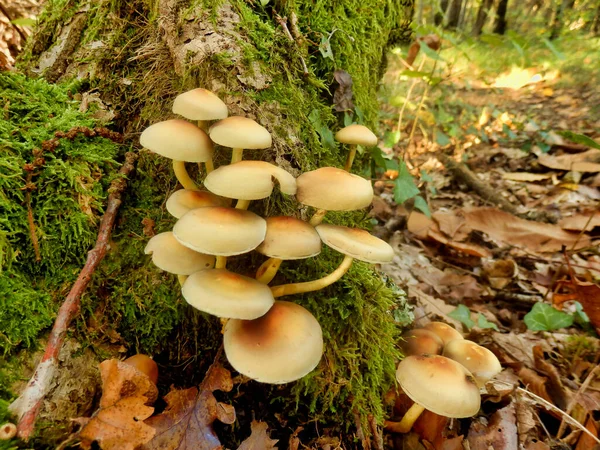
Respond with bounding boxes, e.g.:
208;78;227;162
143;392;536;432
223;301;323;384
209;116;272;149
144;232;215;275
315;224;394;263
296;167;373;211
166;189;228;219
182;269;274;319
396;355;481;418
140;119;213;162
422;322;464;345
173;207;266;256
172;88;228;121
204;161;296;200
256;216;322;260
443;340;502;387
335;124;378;146
123;354;159;385
400;329;444;357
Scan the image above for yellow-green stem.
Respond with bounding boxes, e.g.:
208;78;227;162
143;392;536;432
231;148;244;163
270;255;353;297
344;144;357;172
309;209;327;226
256;258;283;284
204;159;214;174
395;402;425;433
197;120;208;132
177;275;188;286
215;256;227;269
235;199;251;210
172;160;199;190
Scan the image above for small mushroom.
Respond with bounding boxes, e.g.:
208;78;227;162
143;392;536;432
443;339;502;387
400;329;444;356
335;124;377;171
144;231;215;275
223;301;323;383
209;116;272;164
140;119;213;190
123;354;159;385
422;321;464;345
0;423;17;440
393;355;481;433
165;189;228;219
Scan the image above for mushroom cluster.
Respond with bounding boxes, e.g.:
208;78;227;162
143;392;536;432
141;88;392;384
393;321;502;432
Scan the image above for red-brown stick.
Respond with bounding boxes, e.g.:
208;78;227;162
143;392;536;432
10;152;137;440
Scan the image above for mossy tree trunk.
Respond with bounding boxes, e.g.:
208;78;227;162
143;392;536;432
11;0;413;445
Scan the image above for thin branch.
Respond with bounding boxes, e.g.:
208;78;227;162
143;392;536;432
557;364;600;438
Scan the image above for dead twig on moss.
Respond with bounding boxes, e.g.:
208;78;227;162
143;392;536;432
274;12;309;77
10;152;138;441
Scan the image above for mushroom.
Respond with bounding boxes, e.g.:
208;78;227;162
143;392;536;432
123;354;159;385
140;119;213;190
223;301;323;383
393;355;481;433
165;189;228;219
204;160;296;210
144;232;215;276
335;124;377;171
270;224;393;297
400;329;444;356
182;269;274;320
209;116;272;164
255;216;322;284
443;340;502;387
0;423;16;440
296;167;373;226
422;321;464;345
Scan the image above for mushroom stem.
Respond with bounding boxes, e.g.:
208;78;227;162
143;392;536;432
256;258;283;284
344;144;357;171
197;120;208;132
271;255;353;297
215;256;227;269
204;159;214;174
395;402;425;433
309;209;328;226
172;160;199;190
235;199;251;210
177;275;188;286
231;148;244;163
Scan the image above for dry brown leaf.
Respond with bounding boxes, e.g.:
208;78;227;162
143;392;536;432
432;211;470;240
467;402;518;450
141;362;235;450
438;272;482;301
553;280;600;331
559;210;600;231
408;286;463;329
76;359;158;450
502;172;553;182
237;421;278;449
532;345;571;410
515;400;537;445
537;149;600;172
517;368;554;406
407;211;435;239
575;416;600;450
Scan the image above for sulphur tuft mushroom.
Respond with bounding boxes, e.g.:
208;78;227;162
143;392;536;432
144;231;215;275
443;339;502;387
209;116;272;164
0;423;17;440
166;189;228;219
422;321;464;345
172;88;228;131
335;124;377;171
400;328;444;357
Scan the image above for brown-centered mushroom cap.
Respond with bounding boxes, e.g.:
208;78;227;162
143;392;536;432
173;207;266;256
209;116;272;149
296;167;373;211
172;88;228;121
166;189;228;219
139;119;213;162
423;322;464;345
443;340;502;387
204;160;296;200
255;216;322;260
396;355;481;418
144;232;215;275
223;301;323;383
315;224;394;263
335;124;378;146
182;269;274;319
400;329;444;356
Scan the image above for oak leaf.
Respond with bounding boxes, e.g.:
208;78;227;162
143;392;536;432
237;421;278;450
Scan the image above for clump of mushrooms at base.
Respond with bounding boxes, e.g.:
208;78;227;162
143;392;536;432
140;87;394;385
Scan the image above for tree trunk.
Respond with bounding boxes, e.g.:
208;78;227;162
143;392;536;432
594;2;600;35
435;0;450;24
473;0;494;35
446;0;464;28
550;0;575;39
11;0;414;445
494;0;510;34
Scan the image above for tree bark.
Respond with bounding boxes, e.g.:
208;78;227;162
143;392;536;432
494;0;510;34
550;0;575;39
473;0;494;35
594;2;600;35
435;0;450;25
446;0;464;28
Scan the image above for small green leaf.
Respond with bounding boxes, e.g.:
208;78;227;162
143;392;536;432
557;131;600;150
479;34;504;47
420;170;433;183
393;161;419;204
343;113;353;127
477;314;499;331
413;195;431;217
435;129;451;147
11;17;36;27
418;40;445;62
319;35;334;60
399;70;432;79
524;303;574;331
449;305;475;329
542;38;566;61
308;109;336;150
573;301;590;325
384;130;401;148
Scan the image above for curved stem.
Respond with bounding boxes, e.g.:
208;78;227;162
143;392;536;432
395;402;425;433
197;120;208;132
271;255;353;298
231;148;244;163
204;159;214;174
256;258;283;284
172;160;199;190
236;199;251;210
309;209;328;226
344;144;357;172
177;275;188;286
215;256;227;269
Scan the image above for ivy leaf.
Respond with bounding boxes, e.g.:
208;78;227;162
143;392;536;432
384;130;401;148
573;301;590;325
413;195;431;218
557;131;600;150
435;129;451;147
308;109;336;150
524;303;574;331
393;161;419;204
477;314;499;331
449;304;475;329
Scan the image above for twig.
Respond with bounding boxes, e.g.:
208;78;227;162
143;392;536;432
10;152;138;441
23;172;41;262
274;12;309;77
353;408;370;450
0;2;28;42
557;364;600;439
367;414;383;450
406;83;429;153
395;58;426;135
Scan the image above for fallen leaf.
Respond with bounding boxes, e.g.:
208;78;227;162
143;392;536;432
408;286;463;330
502;172;553;182
575;416;599;450
432;211;469;240
407;211;435;239
553;280;600;331
467;402;518;450
517;367;555;407
537;149;600;172
141;362;235;450
237;421;278;449
532;345;571;410
524;303;574;331
76;359;158;450
333;69;354;112
559;210;600;231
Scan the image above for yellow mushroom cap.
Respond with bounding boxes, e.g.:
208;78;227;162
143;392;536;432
144;232;215;275
172;88;228;121
443;340;502;387
335;124;378;146
223;301;323;384
209;116;272;149
256;216;322;260
139;119;214;162
173;207;266;256
182;269;274;319
296;167;373;211
315;224;394;263
396;355;481;418
400;329;444;357
204;161;296;200
166;189;228;219
422;322;464;345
